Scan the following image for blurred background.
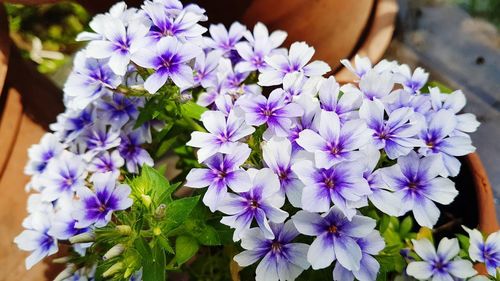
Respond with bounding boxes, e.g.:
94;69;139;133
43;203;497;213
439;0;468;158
1;0;499;214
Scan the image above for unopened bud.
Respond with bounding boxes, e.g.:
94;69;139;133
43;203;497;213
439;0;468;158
179;92;193;103
116;225;132;235
153;226;162;236
102;262;124;278
124;266;135;279
69;232;95;244
103;244;126;260
53;264;76;281
141;194;152;207
154;204;166;219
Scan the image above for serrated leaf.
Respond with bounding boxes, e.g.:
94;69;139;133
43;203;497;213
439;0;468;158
142;244;166;281
174;235;199;266
161;196;200;233
158;235;174;254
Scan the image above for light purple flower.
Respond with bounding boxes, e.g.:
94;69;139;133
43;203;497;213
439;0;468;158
318;76;362;122
85;15;150;75
296;110;370;168
262;137;304;207
187;110;255;162
238;89;304;137
50;107;96;143
418;109;475;177
132;36;201;92
386;89;431;114
464;227;500;277
64;52;121;110
357;69;395;100
288;95;319;151
14;212;58;269
49;196;87;240
360;146;400;216
185;147;252;211
429;87;480;136
204;22;246;58
359;99;423;159
394;65;429;94
292;207;376;271
258;41;330;86
83;124;121;159
407;238;476;280
118;130;154;173
40;151;87;202
333;231;385;281
194;50;222;88
292;159;371;218
73;172;133;228
88;150;124;178
233;221;309;281
235;22;287;73
142;1;206;42
340;55;373;79
24;133;65;191
97;93;141;129
380;151;458;227
219;168;288;240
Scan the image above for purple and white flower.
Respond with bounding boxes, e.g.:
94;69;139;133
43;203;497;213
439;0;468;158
464;227;500;277
292;159;371;218
204;22;246;59
258;41;330;86
340;55;373;79
97;93;141;129
40;151;87;202
219;168;288;240
83;124;121;159
187;110;255;162
296;110;370;168
118;130;154;173
380;151;458;227
85;15;150;75
235;22;287;73
50;107;96;143
429;87;480;136
333;231;385;281
24;133;65;191
317;76;362;122
360;146;401;216
357;69;395;101
185;147;252;211
88;150;124;178
394;65;429;94
359;99;423;159
233;221;309;281
407;238;476;280
73;172;133;228
418;109;475;177
238;89;304;137
64;52;121;110
132;36;201;92
262;137;304;207
142;1;206;42
292;207;376;271
194;50;222;88
14;211;58;269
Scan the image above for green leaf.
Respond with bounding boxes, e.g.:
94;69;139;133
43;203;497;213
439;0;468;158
456;234;470;251
421;81;453;94
174;235;199;266
183;218;221;246
379;215;390;233
142;244;166;281
161;196;200;233
181;101;207;120
157;235;174;254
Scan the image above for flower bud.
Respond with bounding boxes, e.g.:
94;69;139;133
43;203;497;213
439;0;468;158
52;256;71;264
116;225;132;235
103;244;126;260
141;194;152;207
53;264;76;281
153;226;162;236
179;92;193;103
154;204;166;219
102;262;124;278
69;232;96;244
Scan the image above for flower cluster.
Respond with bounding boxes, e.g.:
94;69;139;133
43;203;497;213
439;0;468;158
15;0;496;281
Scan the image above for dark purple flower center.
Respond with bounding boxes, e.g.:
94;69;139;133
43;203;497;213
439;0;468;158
249;199;259;209
328;225;338;234
271;241;282;252
324;177;335;189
